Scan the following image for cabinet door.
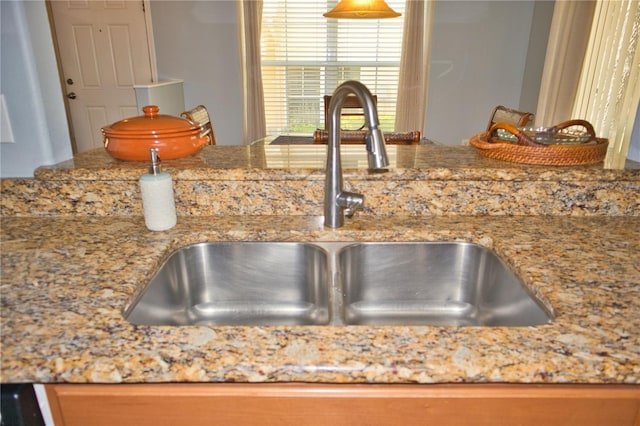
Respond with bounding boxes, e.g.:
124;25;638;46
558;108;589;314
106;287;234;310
46;383;640;426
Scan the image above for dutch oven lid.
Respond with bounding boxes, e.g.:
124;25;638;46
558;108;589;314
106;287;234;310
102;105;199;135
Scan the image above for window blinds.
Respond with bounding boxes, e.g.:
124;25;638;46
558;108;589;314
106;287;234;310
572;0;640;168
261;0;406;135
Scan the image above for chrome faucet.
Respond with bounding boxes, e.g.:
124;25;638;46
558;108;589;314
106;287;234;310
324;81;389;228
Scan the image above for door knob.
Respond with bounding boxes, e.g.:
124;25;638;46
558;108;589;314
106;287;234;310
67;92;77;100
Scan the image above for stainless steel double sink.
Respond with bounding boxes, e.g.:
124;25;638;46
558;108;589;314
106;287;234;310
124;242;553;327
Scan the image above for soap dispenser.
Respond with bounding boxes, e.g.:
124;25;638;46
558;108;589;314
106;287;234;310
139;148;177;231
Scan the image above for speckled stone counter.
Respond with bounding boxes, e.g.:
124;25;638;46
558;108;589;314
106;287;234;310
2;215;639;384
2;146;639;217
1;145;639;385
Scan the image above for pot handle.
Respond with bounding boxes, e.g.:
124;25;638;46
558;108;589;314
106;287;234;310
197;134;210;147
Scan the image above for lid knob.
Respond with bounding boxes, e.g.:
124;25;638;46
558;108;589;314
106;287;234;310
143;105;160;118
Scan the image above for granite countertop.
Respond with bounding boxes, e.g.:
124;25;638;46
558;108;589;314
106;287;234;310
30;144;640;182
1;146;639;385
1;215;639;385
3;146;639;218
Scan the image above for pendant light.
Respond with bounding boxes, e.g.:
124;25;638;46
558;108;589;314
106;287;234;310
324;0;401;19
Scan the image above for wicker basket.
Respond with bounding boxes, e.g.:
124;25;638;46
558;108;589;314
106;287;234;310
469;119;608;166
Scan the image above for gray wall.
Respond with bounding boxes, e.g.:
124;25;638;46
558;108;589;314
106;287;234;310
150;1;243;146
426;1;551;144
0;1;72;177
521;1;555;114
628;101;640;162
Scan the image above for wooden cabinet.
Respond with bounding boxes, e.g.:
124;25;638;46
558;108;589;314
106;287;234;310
46;383;640;426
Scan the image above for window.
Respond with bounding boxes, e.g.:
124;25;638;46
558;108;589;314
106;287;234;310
572;0;640;168
261;0;406;135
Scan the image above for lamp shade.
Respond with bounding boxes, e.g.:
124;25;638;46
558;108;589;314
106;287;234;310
324;0;401;19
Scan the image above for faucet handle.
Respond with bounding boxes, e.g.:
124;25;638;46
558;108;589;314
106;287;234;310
337;191;364;218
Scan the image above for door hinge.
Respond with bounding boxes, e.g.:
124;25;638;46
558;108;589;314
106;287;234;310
141;0;145;12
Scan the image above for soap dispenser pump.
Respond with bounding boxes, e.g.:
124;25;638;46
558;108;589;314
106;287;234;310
139;148;177;231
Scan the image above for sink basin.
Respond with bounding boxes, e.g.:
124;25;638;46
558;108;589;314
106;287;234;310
340;242;552;326
125;242;553;327
124;242;330;326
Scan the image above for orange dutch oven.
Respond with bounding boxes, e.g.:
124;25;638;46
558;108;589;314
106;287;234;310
102;105;208;161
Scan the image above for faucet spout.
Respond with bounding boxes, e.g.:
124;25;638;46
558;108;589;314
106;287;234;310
324;81;389;228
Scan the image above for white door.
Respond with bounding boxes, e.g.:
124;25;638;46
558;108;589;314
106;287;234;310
49;0;154;153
